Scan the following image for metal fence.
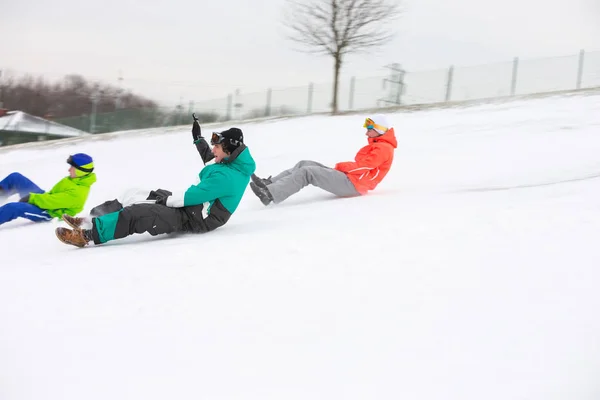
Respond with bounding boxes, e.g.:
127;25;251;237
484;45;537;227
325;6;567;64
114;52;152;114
50;49;600;133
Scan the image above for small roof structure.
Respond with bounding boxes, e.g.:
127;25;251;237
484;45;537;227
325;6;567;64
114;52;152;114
0;110;89;138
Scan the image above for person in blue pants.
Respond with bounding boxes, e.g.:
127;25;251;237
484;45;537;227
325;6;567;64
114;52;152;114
0;153;97;227
0;173;51;224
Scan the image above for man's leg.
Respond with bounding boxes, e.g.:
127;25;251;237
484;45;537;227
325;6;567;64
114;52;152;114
266;164;360;204
0;202;52;226
89;199;123;217
270;160;329;183
89;188;167;218
91;203;188;244
0;173;44;198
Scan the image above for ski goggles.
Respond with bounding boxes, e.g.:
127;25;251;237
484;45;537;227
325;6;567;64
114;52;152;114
211;132;225;145
363;118;387;133
211;132;242;147
66;155;94;173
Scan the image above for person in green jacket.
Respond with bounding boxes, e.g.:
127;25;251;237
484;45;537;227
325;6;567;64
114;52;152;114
55;123;256;248
0;153;96;227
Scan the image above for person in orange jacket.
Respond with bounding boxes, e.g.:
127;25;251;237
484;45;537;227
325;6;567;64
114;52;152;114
249;114;397;205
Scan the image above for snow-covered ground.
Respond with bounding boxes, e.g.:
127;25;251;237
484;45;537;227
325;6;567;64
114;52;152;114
1;93;600;400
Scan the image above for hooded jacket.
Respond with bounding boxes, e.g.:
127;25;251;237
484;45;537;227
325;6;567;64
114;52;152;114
334;128;398;194
165;144;256;213
28;173;97;218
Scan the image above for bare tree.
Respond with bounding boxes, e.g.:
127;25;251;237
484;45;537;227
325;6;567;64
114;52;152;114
283;0;401;113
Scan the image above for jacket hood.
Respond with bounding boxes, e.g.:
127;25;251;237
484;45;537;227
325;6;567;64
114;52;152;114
369;127;398;148
70;172;97;187
223;144;256;176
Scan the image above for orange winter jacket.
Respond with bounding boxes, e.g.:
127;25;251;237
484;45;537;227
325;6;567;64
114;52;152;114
334;128;398;194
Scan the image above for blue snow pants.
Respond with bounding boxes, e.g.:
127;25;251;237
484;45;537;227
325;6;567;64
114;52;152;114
0;172;51;226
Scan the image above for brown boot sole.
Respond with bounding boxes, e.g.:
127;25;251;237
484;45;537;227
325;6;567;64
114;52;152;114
55;228;87;248
63;218;81;230
62;214;84;229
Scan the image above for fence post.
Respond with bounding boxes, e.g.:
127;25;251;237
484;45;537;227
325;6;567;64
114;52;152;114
397;69;406;105
577;49;585;89
349;76;355;110
226;94;233;121
233;89;242;120
445;65;454;102
511;57;519;96
307;83;314;114
90;106;96;133
265;88;272;117
90;89;99;134
0;69;3;109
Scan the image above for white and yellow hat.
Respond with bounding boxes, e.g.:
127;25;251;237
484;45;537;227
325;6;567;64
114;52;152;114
363;114;391;135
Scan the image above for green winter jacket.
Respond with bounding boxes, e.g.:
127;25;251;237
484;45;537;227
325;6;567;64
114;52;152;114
28;173;97;218
166;145;256;213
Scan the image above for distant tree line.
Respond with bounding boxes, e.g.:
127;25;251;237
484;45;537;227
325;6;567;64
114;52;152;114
0;74;157;119
0;74;222;133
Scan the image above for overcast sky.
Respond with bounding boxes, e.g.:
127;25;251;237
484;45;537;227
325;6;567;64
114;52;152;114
1;0;599;106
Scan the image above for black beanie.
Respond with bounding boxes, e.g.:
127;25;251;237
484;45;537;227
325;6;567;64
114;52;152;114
220;127;244;153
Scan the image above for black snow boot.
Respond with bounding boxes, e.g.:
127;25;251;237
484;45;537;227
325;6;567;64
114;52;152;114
251;174;272;188
250;182;273;206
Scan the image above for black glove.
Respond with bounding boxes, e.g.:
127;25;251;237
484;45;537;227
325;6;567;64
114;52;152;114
156;193;170;206
191;113;202;142
18;194;30;203
146;189;172;205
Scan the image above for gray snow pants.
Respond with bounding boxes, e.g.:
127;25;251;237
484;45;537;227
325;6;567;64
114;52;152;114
267;160;360;203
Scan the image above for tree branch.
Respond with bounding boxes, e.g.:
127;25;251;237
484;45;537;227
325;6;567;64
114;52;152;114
284;0;401;57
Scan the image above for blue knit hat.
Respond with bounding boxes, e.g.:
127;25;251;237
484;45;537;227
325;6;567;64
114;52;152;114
67;153;94;177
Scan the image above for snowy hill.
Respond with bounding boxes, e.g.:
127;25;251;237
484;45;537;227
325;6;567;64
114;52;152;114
1;93;600;400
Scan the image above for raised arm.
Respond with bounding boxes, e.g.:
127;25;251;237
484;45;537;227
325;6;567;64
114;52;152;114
190;114;215;165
